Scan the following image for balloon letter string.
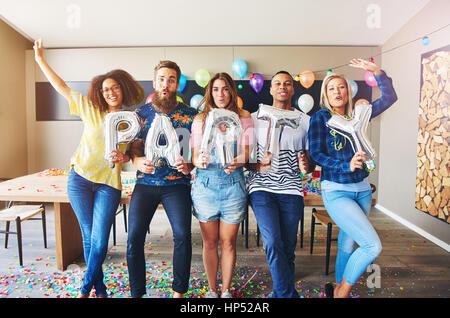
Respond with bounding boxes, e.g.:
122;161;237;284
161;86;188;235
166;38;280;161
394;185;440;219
104;111;141;168
326;103;376;172
145;113;181;171
256;104;302;156
200;108;242;168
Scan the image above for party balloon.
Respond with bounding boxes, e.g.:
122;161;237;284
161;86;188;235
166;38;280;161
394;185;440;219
176;96;184;103
232;59;247;79
364;71;378;87
349;80;358;98
190;94;204;110
256;104;303;156
195;69;210;88
355;98;369;106
237;96;244;109
200;108;242;168
145;113;180;170
178;74;187;92
297;94;314;114
145;93;155;104
299;70;315;89
104;111;141;168
249;73;264;94
326;103;376;171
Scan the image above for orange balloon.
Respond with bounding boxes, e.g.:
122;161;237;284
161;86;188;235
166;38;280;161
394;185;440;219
237;96;244;109
299;70;315;89
355;98;369;105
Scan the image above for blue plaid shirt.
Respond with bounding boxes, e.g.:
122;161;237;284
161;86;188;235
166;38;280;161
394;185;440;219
308;71;397;184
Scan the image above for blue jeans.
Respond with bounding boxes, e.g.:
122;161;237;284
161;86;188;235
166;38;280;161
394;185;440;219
126;183;192;297
249;190;303;298
67;168;121;296
321;189;382;285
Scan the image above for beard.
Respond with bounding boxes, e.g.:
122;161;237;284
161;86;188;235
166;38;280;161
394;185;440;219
152;89;178;113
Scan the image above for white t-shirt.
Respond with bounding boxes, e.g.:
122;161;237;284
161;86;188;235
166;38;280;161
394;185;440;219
247;106;310;196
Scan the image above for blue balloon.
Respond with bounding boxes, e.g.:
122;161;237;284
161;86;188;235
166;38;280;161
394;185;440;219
349;79;358;98
178;74;187;92
190;94;204;110
232;59;247;79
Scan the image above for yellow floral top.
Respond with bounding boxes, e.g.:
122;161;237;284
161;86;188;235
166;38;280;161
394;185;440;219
68;89;126;190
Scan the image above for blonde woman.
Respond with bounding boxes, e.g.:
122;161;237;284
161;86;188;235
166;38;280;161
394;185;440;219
308;59;397;298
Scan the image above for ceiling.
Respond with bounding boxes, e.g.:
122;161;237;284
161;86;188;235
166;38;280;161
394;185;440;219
0;0;430;48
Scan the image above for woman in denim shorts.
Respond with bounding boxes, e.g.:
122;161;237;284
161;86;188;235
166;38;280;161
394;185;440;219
190;72;253;298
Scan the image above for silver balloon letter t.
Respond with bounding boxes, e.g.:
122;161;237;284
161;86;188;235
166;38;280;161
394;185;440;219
326;103;376;171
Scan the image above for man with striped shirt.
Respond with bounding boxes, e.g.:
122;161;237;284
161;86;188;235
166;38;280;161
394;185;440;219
246;71;314;298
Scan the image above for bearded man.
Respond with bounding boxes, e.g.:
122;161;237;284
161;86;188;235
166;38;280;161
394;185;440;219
126;60;197;298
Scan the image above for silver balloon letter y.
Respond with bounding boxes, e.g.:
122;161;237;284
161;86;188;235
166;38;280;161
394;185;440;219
326;103;376;171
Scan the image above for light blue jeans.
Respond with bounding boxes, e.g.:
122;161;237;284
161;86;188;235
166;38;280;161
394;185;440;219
192;168;247;224
321;189;382;285
67;168;121;296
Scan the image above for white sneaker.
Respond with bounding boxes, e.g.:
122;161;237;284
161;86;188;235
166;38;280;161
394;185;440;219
220;289;233;298
204;289;219;298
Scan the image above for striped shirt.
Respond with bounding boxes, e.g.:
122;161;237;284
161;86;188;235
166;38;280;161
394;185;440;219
247;107;310;196
308;71;398;184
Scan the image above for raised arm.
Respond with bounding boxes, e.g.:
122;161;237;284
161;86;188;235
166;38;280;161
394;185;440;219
349;58;398;118
33;38;71;102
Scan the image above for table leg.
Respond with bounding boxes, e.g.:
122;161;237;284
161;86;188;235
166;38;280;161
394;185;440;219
53;202;83;270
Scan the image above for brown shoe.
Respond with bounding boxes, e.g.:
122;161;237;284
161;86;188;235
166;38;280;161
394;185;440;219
77;293;89;298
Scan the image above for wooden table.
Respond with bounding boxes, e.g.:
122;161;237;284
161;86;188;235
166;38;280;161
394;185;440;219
0;172;130;271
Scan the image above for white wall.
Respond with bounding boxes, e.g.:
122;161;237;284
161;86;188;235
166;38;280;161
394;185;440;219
377;0;450;246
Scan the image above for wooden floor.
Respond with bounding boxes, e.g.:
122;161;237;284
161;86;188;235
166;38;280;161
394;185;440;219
0;204;449;298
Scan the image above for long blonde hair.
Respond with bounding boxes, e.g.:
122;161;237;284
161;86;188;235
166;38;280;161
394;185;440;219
320;73;354;117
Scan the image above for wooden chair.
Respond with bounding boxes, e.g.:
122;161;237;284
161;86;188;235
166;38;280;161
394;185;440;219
0;203;47;266
310;207;338;275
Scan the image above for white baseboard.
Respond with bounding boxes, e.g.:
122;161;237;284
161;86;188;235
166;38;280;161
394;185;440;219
374;204;450;253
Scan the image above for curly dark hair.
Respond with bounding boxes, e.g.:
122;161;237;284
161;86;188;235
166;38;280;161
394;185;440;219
88;69;144;112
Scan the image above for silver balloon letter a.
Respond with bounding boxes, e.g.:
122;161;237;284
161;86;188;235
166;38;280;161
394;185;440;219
200;109;242;167
326;103;376;171
104;111;141;168
256;104;302;155
145;113;180;170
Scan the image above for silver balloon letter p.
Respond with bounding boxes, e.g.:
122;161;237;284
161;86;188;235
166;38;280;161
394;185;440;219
104;111;141;168
145;113;181;170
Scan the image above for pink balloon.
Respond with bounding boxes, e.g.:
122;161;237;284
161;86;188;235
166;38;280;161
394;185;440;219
364;71;378;87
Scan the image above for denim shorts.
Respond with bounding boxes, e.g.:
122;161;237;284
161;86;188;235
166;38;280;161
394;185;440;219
191;169;247;224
